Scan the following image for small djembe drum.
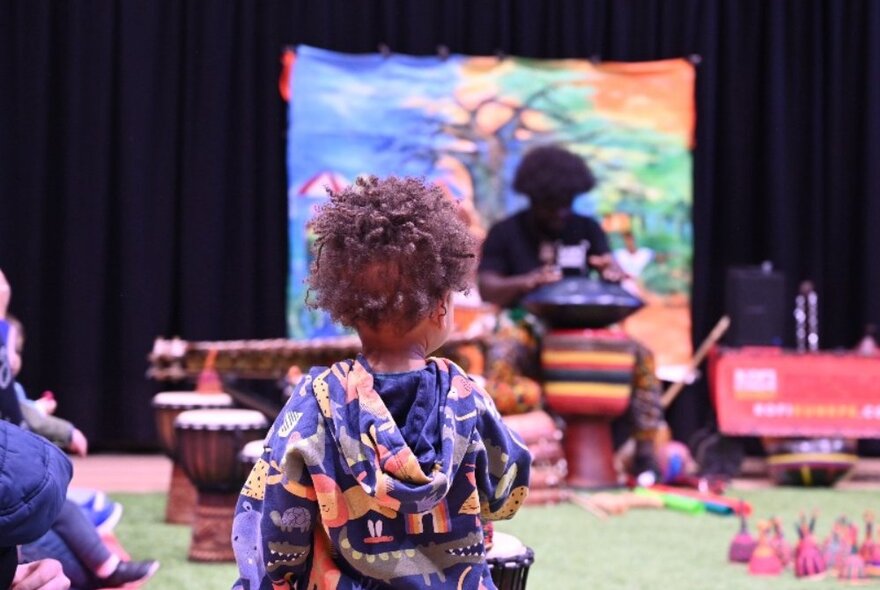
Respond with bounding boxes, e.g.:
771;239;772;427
486;530;535;590
542;329;637;488
501;410;568;505
174;408;268;562
151;391;233;524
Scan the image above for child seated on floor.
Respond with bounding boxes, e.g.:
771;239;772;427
6;315;89;457
232;176;532;589
0;270;159;588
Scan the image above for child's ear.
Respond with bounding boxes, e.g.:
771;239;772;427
429;297;449;326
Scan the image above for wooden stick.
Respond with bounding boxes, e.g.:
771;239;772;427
660;315;730;408
569;494;609;520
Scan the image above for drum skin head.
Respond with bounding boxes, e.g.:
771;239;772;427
487;532;527;560
152;391;233;408
174;408;268;430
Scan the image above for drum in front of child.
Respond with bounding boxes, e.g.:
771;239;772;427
151;391;234;524
486;531;535;590
174;408;268;562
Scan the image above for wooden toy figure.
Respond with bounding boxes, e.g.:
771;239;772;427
770;516;792;567
824;518;849;574
794;512;826;579
728;504;757;563
748;521;783;576
860;512;880;577
839;524;869;584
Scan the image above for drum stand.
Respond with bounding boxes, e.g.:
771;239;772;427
562;416;619;488
166;462;198;525
189;491;239;562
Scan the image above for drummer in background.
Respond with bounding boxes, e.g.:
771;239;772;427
478;144;623;307
477;144;663;477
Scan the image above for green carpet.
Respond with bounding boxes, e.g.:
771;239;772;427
113;487;878;589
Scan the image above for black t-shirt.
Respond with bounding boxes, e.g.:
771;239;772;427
478;210;610;277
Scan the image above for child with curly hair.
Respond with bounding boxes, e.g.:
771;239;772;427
232;176;531;590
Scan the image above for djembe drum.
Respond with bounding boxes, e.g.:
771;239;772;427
486;531;535;590
542;329;637;488
151;391;233;524
175;408;268;562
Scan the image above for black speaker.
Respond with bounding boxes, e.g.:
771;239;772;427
724;265;786;347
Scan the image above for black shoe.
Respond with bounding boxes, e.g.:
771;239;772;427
98;560;160;587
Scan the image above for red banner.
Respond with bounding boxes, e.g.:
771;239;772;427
711;348;880;437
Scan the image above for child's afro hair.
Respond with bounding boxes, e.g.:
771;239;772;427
307;175;477;333
513;144;596;204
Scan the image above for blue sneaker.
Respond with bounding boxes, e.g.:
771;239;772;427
90;500;124;534
69;489;108;512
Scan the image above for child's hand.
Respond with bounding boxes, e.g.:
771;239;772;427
12;558;71;590
35;391;57;415
69;428;89;457
0;269;10;318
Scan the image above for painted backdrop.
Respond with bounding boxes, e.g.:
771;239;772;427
287;45;695;367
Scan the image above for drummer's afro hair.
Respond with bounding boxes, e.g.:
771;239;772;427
306;175;477;333
513;144;596;204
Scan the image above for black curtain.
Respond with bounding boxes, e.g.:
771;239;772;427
1;0;878;449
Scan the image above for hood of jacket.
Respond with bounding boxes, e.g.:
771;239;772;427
305;355;478;515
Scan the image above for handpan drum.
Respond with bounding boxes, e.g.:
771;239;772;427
521;276;643;329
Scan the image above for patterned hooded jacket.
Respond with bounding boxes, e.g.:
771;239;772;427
232;356;531;589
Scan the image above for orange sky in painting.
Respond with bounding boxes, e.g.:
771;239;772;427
455;56;695;145
587;59;695;145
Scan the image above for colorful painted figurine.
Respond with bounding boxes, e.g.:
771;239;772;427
728;504;757;563
836;521;869;584
860;512;880;577
748;520;783;576
794;512;826;579
770;516;792;567
824;517;850;574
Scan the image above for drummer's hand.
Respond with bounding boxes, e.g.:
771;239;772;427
523;266;562;292
589;255;624;283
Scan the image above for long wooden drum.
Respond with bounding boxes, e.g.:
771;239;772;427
541;330;636;488
151;391;234;524
175;408;268;562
